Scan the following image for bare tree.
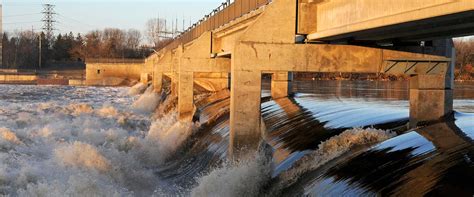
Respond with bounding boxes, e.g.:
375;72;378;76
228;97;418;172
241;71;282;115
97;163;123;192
102;28;126;58
145;18;166;48
454;37;474;76
126;29;142;50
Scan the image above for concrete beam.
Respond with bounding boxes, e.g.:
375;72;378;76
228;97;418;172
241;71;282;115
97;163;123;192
180;58;230;73
234;42;445;73
308;0;474;41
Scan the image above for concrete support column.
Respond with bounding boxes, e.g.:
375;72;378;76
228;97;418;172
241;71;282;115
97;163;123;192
229;69;262;159
152;71;163;92
140;73;150;85
178;71;194;120
169;73;178;96
409;75;453;127
271;72;293;99
409;38;455;127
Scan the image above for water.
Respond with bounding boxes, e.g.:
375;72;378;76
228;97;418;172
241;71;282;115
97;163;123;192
0;80;473;196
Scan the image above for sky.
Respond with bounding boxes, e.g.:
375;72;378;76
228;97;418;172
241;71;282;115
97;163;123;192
2;0;225;35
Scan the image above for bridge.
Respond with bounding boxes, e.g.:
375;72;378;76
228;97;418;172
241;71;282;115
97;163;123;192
147;0;474;158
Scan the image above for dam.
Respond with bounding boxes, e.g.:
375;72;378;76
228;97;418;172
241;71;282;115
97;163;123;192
1;0;474;196
148;0;474;158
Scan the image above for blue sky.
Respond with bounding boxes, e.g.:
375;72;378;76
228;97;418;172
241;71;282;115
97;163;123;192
2;0;225;34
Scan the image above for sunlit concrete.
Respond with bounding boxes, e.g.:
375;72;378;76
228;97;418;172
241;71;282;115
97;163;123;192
147;0;471;159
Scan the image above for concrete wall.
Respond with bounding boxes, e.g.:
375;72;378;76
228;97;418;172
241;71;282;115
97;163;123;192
0;74;37;84
85;63;150;85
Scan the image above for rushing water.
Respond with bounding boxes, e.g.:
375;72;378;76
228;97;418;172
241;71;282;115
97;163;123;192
0;80;473;196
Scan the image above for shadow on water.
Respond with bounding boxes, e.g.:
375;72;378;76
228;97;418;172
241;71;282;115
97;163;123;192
283;113;474;196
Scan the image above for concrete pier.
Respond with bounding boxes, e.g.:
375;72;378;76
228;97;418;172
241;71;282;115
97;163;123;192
153;72;163;92
409;75;453;127
178;71;194;120
229;68;262;158
271;72;293;99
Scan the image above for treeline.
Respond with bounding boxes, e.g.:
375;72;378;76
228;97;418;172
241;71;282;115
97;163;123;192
454;38;474;80
2;28;154;69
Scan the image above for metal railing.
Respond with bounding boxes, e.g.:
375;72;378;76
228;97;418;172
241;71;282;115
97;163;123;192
164;0;271;50
85;58;146;64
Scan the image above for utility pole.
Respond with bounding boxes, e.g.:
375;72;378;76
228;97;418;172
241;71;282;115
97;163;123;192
38;35;42;69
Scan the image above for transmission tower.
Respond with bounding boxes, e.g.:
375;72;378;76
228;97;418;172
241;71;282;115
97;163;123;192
42;4;56;41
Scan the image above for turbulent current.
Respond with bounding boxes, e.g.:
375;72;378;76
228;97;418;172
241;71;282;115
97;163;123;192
0;81;473;196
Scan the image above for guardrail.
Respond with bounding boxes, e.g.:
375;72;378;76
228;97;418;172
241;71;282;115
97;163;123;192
85;58;146;64
164;0;271;50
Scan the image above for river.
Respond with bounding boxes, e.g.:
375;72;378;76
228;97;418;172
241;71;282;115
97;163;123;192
0;80;472;196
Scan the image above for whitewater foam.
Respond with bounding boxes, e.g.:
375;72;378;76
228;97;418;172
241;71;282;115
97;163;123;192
0;85;187;196
128;83;147;96
67;103;94;116
0;128;21;149
191;144;273;197
132;85;161;113
55;142;112;172
137;111;198;166
97;106;119;118
277;128;396;188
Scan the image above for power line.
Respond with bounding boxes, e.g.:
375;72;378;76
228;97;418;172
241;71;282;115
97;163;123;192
3;13;42;18
56;13;98;29
1;4;43;8
3;21;42;25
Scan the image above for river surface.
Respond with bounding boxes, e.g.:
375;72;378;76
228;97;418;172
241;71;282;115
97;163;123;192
0;80;473;196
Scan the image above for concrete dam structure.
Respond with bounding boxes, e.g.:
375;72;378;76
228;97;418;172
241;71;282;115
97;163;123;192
148;0;474;158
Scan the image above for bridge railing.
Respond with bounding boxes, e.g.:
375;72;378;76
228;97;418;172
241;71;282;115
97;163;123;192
85;58;146;64
164;0;271;51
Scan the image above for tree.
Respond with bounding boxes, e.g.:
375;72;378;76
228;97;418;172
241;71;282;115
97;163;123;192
127;29;142;50
84;30;102;58
454;38;474;73
2;28;153;68
102;28;126;58
69;33;85;61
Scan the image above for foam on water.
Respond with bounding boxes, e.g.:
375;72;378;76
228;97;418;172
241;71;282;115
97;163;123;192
0;128;22;150
55;142;112;172
276;128;396;188
191;145;273;197
132;85;161;113
138;111;198;166
128;83;147;96
0;85;193;196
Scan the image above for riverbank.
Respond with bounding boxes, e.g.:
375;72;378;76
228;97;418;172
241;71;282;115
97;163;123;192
0;69;86;86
